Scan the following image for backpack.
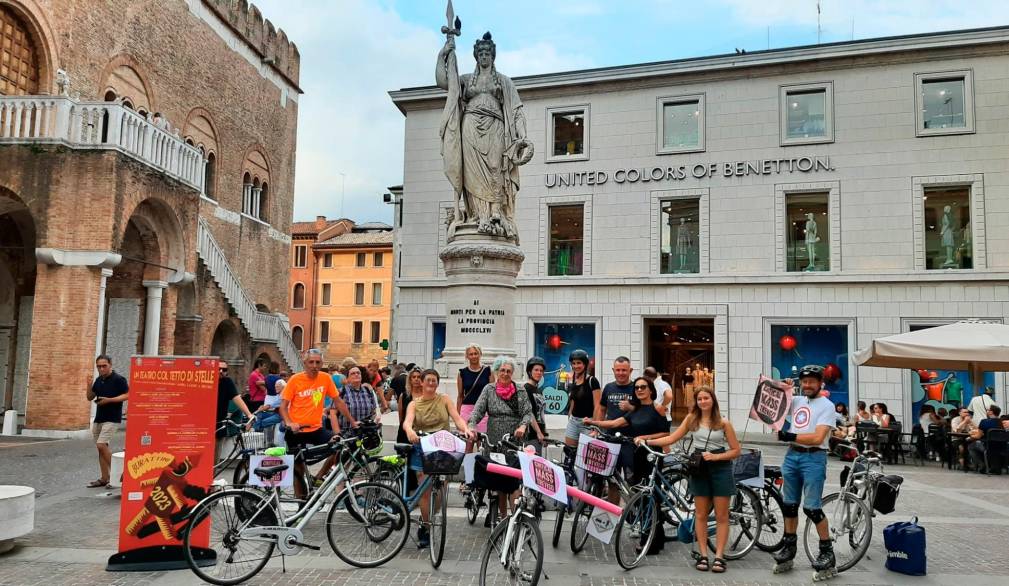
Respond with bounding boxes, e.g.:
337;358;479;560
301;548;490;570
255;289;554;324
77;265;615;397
883;517;926;576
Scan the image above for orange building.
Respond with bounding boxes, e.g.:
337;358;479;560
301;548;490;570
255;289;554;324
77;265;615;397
288;219;392;365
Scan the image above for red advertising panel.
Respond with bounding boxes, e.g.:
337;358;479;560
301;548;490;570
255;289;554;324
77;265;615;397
107;356;218;571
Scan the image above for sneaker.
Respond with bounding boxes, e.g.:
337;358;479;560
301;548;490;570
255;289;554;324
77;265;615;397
418;526;430;549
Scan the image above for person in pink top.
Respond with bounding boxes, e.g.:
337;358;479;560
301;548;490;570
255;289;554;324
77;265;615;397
246;358;268;412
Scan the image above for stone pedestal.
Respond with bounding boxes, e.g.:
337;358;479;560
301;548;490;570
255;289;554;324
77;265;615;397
0;485;35;554
437;228;525;382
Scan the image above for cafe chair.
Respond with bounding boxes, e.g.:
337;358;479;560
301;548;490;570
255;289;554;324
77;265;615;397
984;429;1009;475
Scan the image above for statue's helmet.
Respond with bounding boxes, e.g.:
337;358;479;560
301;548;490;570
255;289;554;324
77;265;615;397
473;31;496;60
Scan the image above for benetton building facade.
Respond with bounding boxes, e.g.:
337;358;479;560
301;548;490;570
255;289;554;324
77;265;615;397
390;27;1009;426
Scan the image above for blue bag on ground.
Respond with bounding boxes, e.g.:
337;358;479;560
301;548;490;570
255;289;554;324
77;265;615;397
883;517;926;576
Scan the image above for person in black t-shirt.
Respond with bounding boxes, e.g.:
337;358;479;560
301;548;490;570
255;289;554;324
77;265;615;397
524;357;548;451
215;361;255;460
584;377;670;481
597;356;635;421
86;355;129;488
565;349;601;448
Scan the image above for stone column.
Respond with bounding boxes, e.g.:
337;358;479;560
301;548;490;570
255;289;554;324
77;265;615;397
437;232;525;382
142;280;168;355
91;268;112;421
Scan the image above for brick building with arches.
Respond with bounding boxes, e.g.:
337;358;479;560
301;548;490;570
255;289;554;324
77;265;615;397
0;0;302;432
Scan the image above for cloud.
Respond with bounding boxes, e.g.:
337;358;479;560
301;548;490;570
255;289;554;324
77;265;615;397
254;0;594;225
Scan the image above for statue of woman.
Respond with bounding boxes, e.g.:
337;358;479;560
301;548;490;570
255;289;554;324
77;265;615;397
437;31;532;242
941;205;957;267
804;212;820;271
675;217;693;271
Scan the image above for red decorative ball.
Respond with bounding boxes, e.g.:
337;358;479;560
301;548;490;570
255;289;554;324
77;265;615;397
547;334;562;351
928;371;939;381
916;369;929;382
823;363;842;383
779;335;797;352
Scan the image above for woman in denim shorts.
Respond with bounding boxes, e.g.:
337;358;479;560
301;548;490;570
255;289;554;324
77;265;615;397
564;349;600;448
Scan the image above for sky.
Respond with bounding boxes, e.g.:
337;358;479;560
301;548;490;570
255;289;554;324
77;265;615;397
252;0;1009;225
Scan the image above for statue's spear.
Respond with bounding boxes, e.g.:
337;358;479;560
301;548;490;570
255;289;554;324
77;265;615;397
441;0;461;40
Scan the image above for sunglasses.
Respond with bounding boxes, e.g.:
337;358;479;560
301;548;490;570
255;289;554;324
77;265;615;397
634;384;650;390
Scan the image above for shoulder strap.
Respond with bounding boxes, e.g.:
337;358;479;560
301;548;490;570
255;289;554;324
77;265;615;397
466;366;487;397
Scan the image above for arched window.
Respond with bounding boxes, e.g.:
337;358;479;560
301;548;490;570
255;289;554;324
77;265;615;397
259;182;269;222
242;148;271;223
104;90;117;102
205;152;217;199
0;6;40;95
291;326;304;351
292;283;305;309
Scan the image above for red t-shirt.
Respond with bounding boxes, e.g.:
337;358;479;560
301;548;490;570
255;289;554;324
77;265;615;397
248;370;266;402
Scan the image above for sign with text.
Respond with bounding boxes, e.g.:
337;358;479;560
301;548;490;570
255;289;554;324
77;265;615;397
575;433;621;476
248;455;295;488
420;429;466;454
545;156;835;188
542;386;569;415
748;376;794;432
517;452;568;506
108;356;218;571
586;506;619;544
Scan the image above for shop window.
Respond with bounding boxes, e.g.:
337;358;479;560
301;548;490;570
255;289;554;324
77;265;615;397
533;322;597;414
547;106;589;162
659;198;700;274
923;186;971;270
548;204;584;276
785;193;830;272
917;71;974;135
432;321;446;365
354;283;365;305
657;95;704;154
319;321;330;343
321;283;332;306
370;321;381;344
770;324;850;410
374;252;384;267
907;324;995;420
291;283;305;309
323;253;332;268
372;283;382;305
293;245;307;268
353;321;363;344
356;252;366;267
291;325;303;350
780;83;833;145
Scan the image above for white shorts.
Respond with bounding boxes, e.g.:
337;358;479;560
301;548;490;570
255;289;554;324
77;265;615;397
92;421;117;444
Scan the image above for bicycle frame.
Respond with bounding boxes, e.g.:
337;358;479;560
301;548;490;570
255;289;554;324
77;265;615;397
496;486;539;565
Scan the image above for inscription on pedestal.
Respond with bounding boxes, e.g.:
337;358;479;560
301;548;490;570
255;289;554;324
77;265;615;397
449;300;504;335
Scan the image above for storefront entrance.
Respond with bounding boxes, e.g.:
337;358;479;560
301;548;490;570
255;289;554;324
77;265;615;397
645;318;714;421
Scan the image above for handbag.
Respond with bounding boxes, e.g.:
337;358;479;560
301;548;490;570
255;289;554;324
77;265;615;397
883;517;926;575
685;427;714;477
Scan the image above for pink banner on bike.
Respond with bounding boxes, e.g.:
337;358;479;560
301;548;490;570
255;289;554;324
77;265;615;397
575;433;620;476
486;462;622;516
517;452;567;506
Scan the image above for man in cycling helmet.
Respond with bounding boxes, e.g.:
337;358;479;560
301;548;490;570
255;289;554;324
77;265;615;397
524;357;548;452
772;364;838;577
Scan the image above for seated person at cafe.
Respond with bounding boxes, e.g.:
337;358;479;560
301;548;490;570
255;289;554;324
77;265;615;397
847;401;872;439
950;407;978;469
968;405;1003;474
865;403;893;452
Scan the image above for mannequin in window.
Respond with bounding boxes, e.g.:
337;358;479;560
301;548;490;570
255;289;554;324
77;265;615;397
941;205;957;268
675;217;693;272
804;212;820;271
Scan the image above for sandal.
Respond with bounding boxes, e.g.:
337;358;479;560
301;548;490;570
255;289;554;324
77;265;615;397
694;555;710;571
88;479;109;488
711;557;726;573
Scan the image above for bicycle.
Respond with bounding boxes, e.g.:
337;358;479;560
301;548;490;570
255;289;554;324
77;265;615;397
754;464;787;552
569;427;637;554
477;437;545;586
797;443;885;577
541;439;578;548
182;434;409;585
613;443;762;569
213;419;260;484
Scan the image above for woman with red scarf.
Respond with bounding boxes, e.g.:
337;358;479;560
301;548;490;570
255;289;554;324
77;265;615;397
467;355;532;523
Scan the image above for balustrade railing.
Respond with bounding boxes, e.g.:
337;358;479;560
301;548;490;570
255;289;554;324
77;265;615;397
0;95;204;192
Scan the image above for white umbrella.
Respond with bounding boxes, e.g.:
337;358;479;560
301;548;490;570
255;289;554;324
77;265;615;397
854;321;1009;385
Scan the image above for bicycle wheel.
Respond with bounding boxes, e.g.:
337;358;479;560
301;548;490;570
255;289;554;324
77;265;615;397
551;504;565;548
717;484;762;560
466;488;483;525
326;481;409;568
614;490;658;570
429;479;448;568
568;501;592;553
755;485;786;552
183;488;277;586
479;514;544;586
802;491;872;572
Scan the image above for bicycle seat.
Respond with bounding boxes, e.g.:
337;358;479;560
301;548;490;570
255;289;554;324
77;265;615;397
253;464;289;479
393;443;414;455
764;465;782;480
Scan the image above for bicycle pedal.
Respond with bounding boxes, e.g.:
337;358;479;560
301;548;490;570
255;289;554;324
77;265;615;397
291;540;321;551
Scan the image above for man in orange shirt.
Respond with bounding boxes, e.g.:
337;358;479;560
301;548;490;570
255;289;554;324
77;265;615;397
281;349;357;447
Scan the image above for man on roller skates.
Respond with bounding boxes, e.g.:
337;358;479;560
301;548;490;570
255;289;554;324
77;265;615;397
773;364;838;581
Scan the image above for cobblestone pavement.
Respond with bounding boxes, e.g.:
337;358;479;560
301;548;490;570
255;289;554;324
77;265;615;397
2;435;1009;585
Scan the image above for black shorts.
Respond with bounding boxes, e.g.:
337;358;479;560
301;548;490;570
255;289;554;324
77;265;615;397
284;427;333;449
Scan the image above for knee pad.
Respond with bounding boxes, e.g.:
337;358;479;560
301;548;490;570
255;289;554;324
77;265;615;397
803;507;825;524
782;502;800;518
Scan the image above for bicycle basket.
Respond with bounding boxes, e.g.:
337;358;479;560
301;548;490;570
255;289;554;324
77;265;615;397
422;449;465;475
472;453;521;493
873;474;904;515
839;461;867;487
351;427;384;456
241;431;268;453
